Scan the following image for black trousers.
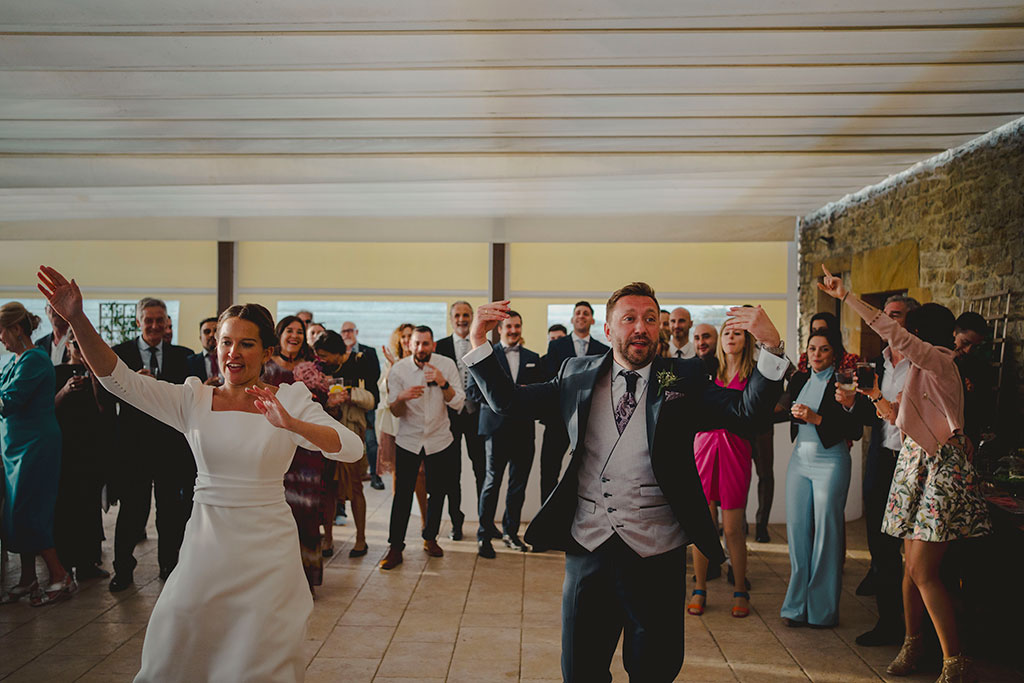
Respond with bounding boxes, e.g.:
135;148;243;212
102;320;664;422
477;431;535;540
389;443;459;549
112;448;195;576
562;535;686;683
864;446;903;629
539;420;570;504
447;409;486;526
53;462;104;571
752;427;775;527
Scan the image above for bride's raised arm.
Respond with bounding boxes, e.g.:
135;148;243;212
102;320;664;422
37;265;193;433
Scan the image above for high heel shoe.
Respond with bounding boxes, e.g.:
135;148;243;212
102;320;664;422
886;634;924;676
30;574;77;607
686;589;707;616
0;580;39;604
731;591;750;618
936;654;975;683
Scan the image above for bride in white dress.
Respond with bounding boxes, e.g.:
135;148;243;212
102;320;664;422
37;266;364;683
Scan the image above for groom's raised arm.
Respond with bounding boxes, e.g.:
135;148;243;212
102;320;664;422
463;301;560;421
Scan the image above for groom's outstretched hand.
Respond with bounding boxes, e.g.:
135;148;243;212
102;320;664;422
724;305;781;349
470;301;511;349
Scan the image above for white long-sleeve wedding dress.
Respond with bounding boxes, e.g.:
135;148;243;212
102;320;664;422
98;359;362;683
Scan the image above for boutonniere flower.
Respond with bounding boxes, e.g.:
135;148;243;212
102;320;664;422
655;369;679;396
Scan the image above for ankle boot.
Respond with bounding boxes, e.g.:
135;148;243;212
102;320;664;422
936;654;974;683
886;634;924;676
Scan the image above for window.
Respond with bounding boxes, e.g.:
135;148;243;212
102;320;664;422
276;300;448;360
546;303;738;346
0;298;181;364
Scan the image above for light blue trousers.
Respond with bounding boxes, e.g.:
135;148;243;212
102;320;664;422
780;444;850;626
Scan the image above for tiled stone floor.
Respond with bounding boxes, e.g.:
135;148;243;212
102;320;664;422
1;484;1020;682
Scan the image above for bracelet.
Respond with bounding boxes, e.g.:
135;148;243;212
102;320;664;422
870;394;883;404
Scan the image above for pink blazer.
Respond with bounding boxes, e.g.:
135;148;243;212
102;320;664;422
850;298;964;457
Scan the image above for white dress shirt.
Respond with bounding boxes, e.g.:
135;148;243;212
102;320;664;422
502;343;522;382
668;339;695;359
137;337;163;374
387;353;465;455
49;332;68;366
453;333;477;413
571;332;592;357
880;346;911;451
610;359;651;407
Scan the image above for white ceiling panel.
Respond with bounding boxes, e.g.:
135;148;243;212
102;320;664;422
0;1;1021;241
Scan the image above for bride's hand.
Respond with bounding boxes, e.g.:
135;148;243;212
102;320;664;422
246;385;294;430
36;265;84;322
816;264;848;300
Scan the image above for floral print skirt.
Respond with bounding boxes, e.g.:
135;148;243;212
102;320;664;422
882;434;991;542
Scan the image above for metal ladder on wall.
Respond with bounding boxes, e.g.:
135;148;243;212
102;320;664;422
960;291;1012;413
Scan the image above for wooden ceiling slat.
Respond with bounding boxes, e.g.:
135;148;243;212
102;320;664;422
2;115;1013;138
3;31;1024;70
2;0;1022;32
2;64;1023;98
4;93;1023;119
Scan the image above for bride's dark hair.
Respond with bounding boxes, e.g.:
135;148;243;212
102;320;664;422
217;304;277;349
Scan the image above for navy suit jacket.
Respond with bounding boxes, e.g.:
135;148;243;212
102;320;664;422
185;351;213;382
468;349;783;563
435;334;476;414
34;332;69;364
466;343;546;437
544;334;610;377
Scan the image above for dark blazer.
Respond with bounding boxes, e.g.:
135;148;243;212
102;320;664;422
543;334;610;377
108;339;194;446
466;344;547;436
35;332;69;364
185;351;213;382
435;334;475;410
351;343;381;405
468;349;784;564
786;369;865;449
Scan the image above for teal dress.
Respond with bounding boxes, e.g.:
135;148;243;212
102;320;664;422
1;347;62;552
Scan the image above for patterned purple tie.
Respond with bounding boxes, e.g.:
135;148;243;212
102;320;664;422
614;370;640;435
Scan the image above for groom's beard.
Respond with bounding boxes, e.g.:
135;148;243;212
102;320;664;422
615;333;657;367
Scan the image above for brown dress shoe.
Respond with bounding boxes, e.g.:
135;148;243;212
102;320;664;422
423;539;444;557
380;546;403;570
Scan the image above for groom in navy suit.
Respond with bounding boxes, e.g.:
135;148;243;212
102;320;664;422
464;283;788;682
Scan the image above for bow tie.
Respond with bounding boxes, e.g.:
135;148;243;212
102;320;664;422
503;345;520;353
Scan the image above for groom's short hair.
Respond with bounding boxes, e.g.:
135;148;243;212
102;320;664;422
606;282;659;316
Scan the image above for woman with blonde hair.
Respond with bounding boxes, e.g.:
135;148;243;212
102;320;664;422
688;320;759;618
376;324;427;524
0;302;75;606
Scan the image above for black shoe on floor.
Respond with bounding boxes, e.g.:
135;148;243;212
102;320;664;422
450;525;464;541
856;571;877;596
478;538;496;559
755;525;770;543
855;625;904;647
727;565;752;591
369;475;385;490
75;564;110;580
109;573;134;592
503;534;528;552
480;525;502;540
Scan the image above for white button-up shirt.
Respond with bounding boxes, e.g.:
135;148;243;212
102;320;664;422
668;339;695;359
880;345;911;451
387;353;465;455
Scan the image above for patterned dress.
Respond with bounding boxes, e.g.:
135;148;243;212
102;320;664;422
882;433;991;542
263;360;329;588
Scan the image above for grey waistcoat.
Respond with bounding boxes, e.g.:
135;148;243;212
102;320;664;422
571;367;687;557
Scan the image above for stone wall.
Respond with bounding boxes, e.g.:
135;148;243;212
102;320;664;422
797;116;1024;432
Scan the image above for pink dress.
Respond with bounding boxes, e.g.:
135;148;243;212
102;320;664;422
693;374;752;510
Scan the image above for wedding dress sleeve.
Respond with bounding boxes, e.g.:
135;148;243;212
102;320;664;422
97;357;199;433
283;382;363;462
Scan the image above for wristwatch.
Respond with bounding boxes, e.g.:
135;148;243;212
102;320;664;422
439;381;451;391
757;340;785;356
